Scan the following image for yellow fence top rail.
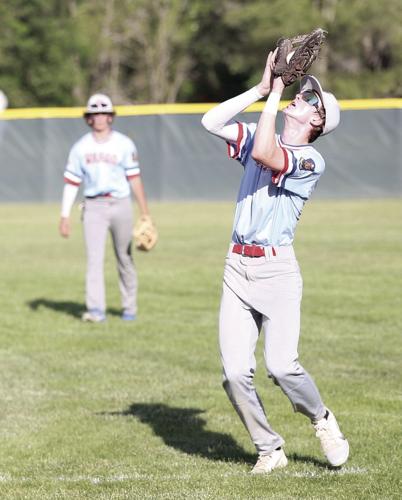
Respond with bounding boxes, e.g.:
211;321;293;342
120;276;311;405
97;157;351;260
0;99;401;120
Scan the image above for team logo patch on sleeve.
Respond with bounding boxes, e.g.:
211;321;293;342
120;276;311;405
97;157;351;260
299;158;316;171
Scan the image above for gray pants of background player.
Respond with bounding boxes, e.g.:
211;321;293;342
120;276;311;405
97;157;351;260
219;244;326;456
83;196;137;316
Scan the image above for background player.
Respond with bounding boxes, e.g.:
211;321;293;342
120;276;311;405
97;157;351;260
59;93;151;322
201;51;349;473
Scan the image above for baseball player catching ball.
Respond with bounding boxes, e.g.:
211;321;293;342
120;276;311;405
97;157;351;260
59;93;151;322
201;51;349;473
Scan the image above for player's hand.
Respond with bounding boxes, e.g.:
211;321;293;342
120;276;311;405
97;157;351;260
256;49;277;97
59;217;71;238
272;75;285;94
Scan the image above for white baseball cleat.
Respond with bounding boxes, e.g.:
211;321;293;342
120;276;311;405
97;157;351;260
81;310;106;323
313;409;349;466
251;448;288;474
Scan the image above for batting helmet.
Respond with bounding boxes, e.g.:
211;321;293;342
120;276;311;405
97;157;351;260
84;93;115;117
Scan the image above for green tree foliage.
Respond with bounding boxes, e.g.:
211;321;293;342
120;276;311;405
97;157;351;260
223;0;402;99
327;0;402;97
0;0;401;106
0;0;89;106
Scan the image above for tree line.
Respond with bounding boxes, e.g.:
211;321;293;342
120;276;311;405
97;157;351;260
0;0;401;107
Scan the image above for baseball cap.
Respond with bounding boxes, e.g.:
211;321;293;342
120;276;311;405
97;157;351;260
84;93;115;116
300;75;340;135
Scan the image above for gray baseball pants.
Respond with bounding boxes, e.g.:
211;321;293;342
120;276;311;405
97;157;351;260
83;196;137;316
219;243;325;455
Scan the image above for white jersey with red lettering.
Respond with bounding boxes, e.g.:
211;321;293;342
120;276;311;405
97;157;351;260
63;130;140;198
227;121;325;247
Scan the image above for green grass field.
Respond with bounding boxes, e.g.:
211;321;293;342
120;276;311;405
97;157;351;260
0;200;401;499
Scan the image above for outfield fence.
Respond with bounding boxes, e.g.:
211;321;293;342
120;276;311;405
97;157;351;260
0;100;401;202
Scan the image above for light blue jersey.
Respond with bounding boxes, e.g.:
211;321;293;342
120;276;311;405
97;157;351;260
63;131;140;198
227;122;325;246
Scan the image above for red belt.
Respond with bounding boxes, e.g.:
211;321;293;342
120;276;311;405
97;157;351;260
232;244;267;258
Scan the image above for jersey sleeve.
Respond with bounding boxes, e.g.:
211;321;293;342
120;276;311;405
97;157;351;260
122;138;141;179
226;122;257;167
272;146;325;199
63;144;83;186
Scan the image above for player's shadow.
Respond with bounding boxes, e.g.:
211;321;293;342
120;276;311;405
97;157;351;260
101;403;333;469
102;402;255;464
28;298;84;318
27;298;121;319
287;452;332;470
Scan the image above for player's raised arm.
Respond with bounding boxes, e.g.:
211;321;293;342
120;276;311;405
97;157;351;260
251;52;286;173
201;78;268;143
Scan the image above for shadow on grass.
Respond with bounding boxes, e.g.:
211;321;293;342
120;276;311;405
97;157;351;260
102;403;334;469
287;452;332;470
103;402;255;464
27;298;121;319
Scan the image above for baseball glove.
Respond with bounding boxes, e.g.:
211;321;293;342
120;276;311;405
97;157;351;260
273;28;327;86
133;214;158;252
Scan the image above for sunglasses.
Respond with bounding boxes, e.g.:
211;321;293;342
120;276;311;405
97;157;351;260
301;90;322;110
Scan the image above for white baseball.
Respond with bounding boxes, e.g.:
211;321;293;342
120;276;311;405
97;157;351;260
0;90;8;112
